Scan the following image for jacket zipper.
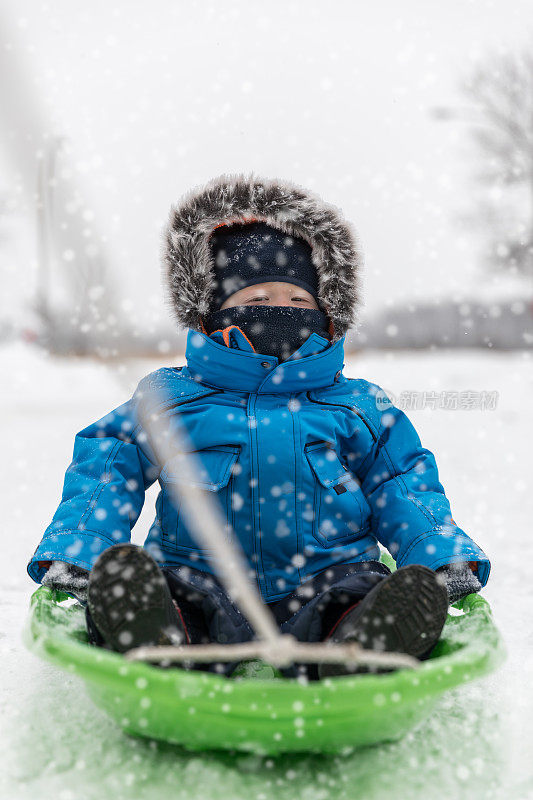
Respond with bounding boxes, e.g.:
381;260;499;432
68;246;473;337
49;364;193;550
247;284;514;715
156;390;219;415
305;392;378;442
246;393;266;597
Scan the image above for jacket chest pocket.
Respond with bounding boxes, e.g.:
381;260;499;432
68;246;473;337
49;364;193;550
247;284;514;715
304;441;371;547
160;445;241;552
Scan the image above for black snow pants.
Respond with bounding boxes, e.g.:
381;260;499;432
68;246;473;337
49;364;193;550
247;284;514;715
87;560;391;679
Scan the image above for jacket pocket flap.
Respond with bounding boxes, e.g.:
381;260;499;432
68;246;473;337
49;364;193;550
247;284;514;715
161;445;241;490
305;442;353;489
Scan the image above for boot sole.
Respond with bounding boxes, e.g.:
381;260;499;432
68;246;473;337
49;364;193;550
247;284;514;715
320;565;449;676
87;544;185;653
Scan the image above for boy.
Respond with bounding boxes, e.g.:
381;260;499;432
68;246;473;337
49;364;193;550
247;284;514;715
28;174;489;678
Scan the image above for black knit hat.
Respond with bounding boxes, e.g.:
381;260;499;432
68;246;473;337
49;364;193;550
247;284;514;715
209;221;319;310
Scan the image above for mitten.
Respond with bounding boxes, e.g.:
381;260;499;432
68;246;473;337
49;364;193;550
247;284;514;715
42;560;89;604
437;562;482;605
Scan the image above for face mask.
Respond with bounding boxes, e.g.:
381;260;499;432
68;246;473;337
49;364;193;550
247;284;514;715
204;305;331;362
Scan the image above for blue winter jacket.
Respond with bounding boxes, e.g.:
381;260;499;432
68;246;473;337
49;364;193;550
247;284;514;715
28;328;490;602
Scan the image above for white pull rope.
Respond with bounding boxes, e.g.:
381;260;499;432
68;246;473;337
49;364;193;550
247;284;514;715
126;638;419;670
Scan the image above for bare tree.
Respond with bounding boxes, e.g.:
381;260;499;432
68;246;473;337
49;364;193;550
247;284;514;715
460;50;533;277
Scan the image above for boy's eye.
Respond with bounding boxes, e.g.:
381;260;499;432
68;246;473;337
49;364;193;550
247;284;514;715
247;296;268;302
292;297;310;302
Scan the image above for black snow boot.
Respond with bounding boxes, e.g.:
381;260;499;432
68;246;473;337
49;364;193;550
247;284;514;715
318;565;449;678
87;544;188;654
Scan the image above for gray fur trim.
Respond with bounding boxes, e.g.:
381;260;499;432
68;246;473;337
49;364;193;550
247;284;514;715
162;174;363;340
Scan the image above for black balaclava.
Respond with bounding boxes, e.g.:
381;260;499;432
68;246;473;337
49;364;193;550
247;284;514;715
203;222;331;361
205;305;330;361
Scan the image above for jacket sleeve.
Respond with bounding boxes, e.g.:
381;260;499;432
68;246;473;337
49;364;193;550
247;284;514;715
354;386;491;586
27;392;160;585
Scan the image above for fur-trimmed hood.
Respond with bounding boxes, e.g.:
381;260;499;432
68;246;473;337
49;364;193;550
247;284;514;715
162;174;363;340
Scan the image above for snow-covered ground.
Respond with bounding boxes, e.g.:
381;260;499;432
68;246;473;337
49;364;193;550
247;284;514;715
1;341;532;800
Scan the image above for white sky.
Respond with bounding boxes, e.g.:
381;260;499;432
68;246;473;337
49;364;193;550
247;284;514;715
1;0;532;328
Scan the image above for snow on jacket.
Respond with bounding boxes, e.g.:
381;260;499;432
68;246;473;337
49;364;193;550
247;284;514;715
27;325;490;601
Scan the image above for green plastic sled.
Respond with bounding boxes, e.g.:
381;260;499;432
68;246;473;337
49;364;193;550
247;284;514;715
24;572;505;756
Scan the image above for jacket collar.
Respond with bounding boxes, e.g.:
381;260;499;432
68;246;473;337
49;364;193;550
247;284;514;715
183;329;345;393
